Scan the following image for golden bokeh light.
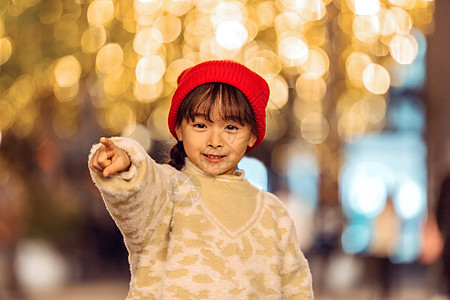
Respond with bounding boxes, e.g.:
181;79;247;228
135;0;163;15
390;6;412;35
0;101;15;131
346;51;372;87
247;50;282;79
299;46;329;79
8;76;35;113
87;0;115;27
362;63;390;95
184;9;213;37
305;24;329;47
275;12;305;36
338;109;368;143
164;0;194;16
278;33;309;67
255;1;277;29
96;43;123;74
210;2;249;51
153;15;182;43
195;0;223;14
301;112;329;144
89;81;108;109
279;0;305;12
213;1;246;24
336;88;358;118
293;97;323;122
353;15;380;43
267;75;289;111
122;124;152;152
360;94;387;123
81;26;107;54
244;19;259;43
136;55;165;85
133;28;163;56
296;75;327;102
105;102;136;133
134;79;164;103
389;33;418;64
104;67;130;96
0;0;436;153
135;11;163;28
368;40;390;57
347;0;380;16
378;7;395;37
121;8;137;33
215;21;249;50
165;59;195;86
54;81;79;102
265;114;288;141
147;100;171;140
54;55;81;87
298;0;327;22
389;0;416;10
0;37;12;65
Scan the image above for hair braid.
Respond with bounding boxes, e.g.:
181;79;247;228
168;141;186;170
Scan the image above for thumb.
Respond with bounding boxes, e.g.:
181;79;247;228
103;156;129;177
103;165;115;178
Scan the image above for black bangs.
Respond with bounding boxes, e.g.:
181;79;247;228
176;83;257;135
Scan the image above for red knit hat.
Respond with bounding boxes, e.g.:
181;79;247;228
168;60;270;152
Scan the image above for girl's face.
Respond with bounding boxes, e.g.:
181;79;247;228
175;113;257;176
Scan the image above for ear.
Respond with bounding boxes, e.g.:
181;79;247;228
175;125;183;142
248;134;257;148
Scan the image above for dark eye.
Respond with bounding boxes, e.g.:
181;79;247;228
194;123;206;129
225;125;238;130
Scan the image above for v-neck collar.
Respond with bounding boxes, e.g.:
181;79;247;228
182;158;246;181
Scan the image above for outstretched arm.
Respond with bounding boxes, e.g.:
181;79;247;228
88;136;177;255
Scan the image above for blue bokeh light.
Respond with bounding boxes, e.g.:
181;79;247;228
240;156;268;191
341;162;392;218
286;150;319;209
393;180;426;220
389;96;425;133
341;222;372;254
340;133;427;262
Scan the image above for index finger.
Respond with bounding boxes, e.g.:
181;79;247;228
100;138;116;151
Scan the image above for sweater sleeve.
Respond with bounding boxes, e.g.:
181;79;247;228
280;219;314;299
88;136;176;253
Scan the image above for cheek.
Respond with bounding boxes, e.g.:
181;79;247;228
183;135;203;154
183;139;195;154
231;132;253;147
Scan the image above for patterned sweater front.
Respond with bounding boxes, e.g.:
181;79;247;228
89;137;313;299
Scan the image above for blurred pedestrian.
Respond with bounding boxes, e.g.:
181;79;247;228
436;172;450;296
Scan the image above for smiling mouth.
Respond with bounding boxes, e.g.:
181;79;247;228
202;154;227;163
203;154;226;159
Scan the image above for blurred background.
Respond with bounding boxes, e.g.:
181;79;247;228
0;0;448;299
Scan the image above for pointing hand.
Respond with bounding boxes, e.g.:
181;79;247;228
89;138;131;177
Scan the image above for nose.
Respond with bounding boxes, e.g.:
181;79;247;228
207;129;224;149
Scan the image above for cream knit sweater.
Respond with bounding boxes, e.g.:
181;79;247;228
89;137;313;299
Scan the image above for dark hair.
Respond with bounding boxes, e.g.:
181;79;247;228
168;82;257;170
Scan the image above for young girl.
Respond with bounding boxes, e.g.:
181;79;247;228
89;60;313;299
